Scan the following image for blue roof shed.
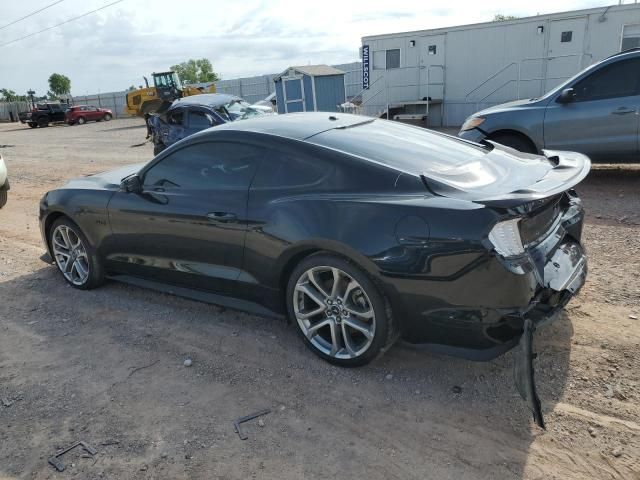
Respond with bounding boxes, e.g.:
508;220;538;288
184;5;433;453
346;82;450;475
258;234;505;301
273;65;346;114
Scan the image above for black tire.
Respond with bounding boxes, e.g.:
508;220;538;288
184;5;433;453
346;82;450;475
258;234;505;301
104;113;112;121
488;133;536;154
0;189;6;209
48;217;105;290
153;142;166;156
77;116;86;125
28;122;37;128
286;253;396;367
37;117;49;128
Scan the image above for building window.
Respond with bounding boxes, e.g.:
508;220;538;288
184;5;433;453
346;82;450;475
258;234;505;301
428;45;437;55
386;49;400;69
561;31;573;43
622;24;640;51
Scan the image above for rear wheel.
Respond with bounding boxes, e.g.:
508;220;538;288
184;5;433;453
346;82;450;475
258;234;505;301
37;117;49;128
488;133;536;154
77;116;86;125
28;122;37;128
103;113;112;121
287;253;396;367
0;189;7;208
49;217;104;290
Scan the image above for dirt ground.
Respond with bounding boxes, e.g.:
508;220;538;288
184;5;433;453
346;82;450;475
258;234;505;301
0;118;638;480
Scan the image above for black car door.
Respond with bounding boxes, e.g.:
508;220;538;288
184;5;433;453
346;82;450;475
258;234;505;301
104;140;262;294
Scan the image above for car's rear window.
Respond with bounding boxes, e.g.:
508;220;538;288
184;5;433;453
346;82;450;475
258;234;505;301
307;119;489;176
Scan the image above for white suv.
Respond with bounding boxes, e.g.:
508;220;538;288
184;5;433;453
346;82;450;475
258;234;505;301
0;154;8;208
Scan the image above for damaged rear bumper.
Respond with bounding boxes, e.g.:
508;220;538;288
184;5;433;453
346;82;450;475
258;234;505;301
513;239;587;428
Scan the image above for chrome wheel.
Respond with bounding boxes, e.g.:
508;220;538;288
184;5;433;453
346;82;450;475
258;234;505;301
51;225;90;286
294;266;376;360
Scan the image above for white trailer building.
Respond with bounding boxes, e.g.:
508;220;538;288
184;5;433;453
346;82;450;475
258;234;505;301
361;3;640;126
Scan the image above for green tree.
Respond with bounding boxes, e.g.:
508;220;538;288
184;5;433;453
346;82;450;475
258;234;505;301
48;73;71;97
1;88;18;102
170;58;220;84
493;14;519;21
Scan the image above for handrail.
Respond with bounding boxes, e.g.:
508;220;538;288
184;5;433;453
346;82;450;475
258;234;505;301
468;53;595;102
352;74;384;102
465;62;518;100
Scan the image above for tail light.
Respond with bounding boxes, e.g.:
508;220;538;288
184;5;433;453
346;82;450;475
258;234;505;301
488;218;525;258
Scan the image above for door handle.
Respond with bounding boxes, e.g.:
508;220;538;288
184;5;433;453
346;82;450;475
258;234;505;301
206;212;237;223
611;107;636;115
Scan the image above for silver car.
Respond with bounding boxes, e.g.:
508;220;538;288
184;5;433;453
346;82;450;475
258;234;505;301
0;154;8;209
459;49;640;162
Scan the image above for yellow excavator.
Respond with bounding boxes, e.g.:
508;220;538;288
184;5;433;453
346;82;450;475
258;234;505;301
125;71;216;117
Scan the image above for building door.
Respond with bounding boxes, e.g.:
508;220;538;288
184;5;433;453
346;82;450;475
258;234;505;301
545;17;587;91
283;76;305;113
418;35;445;100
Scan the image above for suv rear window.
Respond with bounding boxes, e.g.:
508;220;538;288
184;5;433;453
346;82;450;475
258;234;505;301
307;119;489;176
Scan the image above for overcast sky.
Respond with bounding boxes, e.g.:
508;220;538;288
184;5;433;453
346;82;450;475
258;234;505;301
0;0;611;95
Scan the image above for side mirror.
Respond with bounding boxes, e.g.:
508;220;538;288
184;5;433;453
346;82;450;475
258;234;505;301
121;174;142;193
557;88;576;104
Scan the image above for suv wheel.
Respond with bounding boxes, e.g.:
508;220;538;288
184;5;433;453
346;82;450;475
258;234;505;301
489;133;536;154
49;217;105;290
28;122;37;128
287;253;396;367
77;117;86;125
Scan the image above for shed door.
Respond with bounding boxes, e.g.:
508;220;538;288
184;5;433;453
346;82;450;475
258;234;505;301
283;76;305;113
546;17;587;91
418;35;445;100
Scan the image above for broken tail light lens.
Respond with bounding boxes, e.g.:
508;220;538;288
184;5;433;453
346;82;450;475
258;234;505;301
489;218;525;257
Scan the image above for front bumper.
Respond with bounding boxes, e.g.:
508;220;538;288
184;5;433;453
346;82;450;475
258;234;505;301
458;128;488;144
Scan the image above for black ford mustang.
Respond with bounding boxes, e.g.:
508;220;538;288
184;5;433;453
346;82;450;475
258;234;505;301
40;113;589;426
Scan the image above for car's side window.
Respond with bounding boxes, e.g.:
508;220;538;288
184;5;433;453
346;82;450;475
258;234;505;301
143;142;262;190
252;149;329;189
168;110;184;125
188;110;215;129
572;58;640;102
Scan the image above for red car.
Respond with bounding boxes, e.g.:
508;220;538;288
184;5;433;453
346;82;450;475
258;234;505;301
66;105;113;125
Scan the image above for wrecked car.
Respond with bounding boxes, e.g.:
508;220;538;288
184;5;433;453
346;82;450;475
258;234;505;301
39;113;589;426
147;93;266;155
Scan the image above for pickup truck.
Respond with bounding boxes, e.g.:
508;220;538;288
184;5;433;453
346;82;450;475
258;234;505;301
19;103;68;128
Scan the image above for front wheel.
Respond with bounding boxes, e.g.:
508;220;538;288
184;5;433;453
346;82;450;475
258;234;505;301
103;113;112;121
49;217;104;290
38;117;49;128
287;253;396;367
28;122;38;128
488;133;536;154
77;116;86;125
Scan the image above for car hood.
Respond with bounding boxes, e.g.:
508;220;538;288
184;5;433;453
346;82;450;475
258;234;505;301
62;163;145;191
475;98;540;116
423;143;591;207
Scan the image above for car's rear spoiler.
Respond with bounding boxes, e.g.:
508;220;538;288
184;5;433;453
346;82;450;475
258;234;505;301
422;148;591;208
477;149;591;207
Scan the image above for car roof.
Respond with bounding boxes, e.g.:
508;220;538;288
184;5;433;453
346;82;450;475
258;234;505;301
170;93;241;109
206;112;374;141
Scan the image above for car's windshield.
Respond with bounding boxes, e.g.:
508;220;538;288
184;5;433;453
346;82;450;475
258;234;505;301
216;100;262;121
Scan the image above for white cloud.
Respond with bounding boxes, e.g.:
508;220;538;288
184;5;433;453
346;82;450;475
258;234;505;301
0;0;609;95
